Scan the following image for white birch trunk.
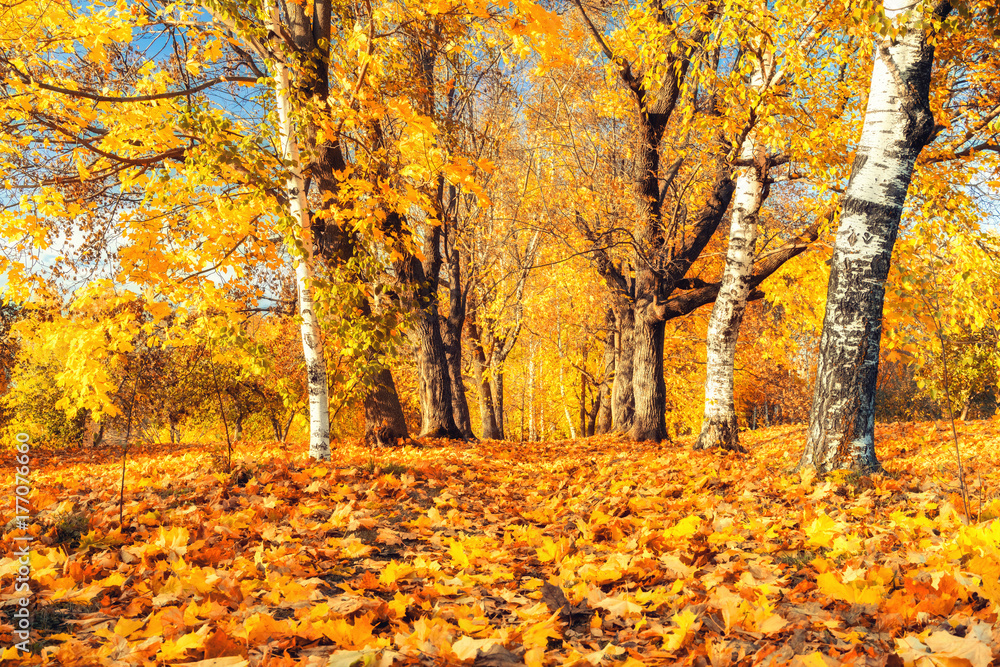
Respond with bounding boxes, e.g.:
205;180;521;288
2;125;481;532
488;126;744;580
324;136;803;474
801;0;947;472
695;49;771;452
272;7;331;460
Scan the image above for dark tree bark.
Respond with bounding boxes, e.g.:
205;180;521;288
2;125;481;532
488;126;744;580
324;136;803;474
442;239;474;439
413;304;462;438
490;368;506;440
279;2;410;447
611;307;635;432
467;292;501;440
573;0;726;442
595;309;615;434
800;0;950;472
364;367;409;446
374;33;467;441
390;218;463;439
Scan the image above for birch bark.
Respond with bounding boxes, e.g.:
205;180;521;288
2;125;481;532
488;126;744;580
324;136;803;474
696;49;771;452
272;8;331;460
801;0;949;471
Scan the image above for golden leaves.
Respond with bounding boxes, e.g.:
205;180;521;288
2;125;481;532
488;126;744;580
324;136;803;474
4;424;1000;665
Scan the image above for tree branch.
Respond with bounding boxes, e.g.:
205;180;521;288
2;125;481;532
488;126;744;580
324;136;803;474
570;0;635;85
659;213;826;320
5;61;257;102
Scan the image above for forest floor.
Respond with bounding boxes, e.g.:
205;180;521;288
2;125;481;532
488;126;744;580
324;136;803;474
2;420;1000;667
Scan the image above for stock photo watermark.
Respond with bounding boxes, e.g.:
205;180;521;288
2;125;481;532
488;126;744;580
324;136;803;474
11;432;33;655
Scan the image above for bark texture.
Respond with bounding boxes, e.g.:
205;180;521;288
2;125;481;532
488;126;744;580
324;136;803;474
611;307;635;431
271;10;331;460
696;49;770;453
595;309;616;434
573;0;732;443
630;316;666;441
468;294;501;440
801;0;949;472
277;1;410;447
442;283;473;439
364;367;409;446
441;228;473;438
413;303;462;439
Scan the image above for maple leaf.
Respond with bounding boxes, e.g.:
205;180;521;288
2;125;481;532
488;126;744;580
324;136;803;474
662;608;700;651
450;636;504;661
895;628;993;667
816;571;885;606
590;594;643;620
157;624;212;661
804;513;844;549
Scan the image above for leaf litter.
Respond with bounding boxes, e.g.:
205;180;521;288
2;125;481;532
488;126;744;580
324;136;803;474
1;420;999;666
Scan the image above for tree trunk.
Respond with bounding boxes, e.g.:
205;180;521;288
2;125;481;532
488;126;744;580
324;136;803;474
356;296;411;444
586;386;599;437
364;366;409;446
412;304;463;438
801;0;947;473
627;93;669;442
272;10;331;460
489;355;506;440
442;245;473;439
611;307;635;432
233;411;244;443
444;333;472;438
277;0;410;451
696;50;770;452
596;309;615;434
468;296;500;439
269;413;283;442
630;312;668;442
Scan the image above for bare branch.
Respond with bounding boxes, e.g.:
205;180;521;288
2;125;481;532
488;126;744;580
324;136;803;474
4;61;258;102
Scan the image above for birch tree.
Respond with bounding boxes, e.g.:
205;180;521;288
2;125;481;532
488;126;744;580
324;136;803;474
270;6;330;460
695;6;834;451
800;0;952;472
696;47;770;453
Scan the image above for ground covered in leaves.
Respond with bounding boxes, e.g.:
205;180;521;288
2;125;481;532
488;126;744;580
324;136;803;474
2;421;1000;666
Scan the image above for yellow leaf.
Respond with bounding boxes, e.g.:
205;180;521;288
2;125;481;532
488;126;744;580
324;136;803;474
591;595;643;619
114;615;146;639
451;636;502;661
448;539;471;569
816;572;884;605
157;625;211;661
662;608;700;651
805;513;843;549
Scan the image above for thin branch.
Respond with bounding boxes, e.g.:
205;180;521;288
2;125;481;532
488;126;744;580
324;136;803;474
5;61;257;102
570;0;634;84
